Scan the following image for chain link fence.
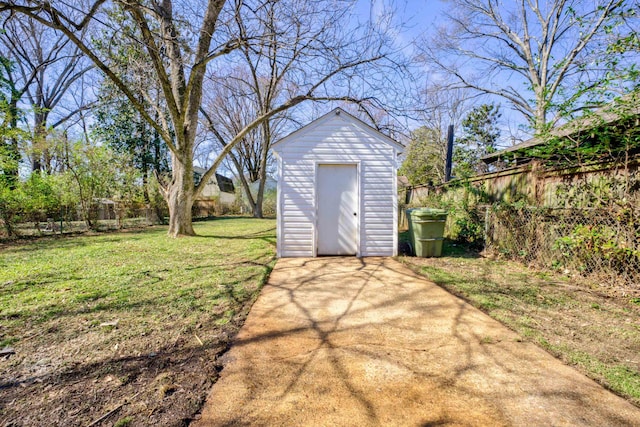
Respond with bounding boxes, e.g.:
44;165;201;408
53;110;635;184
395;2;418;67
2;199;256;239
482;205;640;291
3;207;165;238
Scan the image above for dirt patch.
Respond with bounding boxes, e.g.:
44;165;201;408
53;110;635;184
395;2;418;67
0;310;249;426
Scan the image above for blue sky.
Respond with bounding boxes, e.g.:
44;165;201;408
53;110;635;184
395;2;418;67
356;0;446;36
354;0;533;146
354;0;448;57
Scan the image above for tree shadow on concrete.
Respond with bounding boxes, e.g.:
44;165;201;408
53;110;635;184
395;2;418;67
200;257;639;426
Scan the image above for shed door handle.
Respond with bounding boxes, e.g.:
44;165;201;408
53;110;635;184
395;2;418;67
353;213;357;216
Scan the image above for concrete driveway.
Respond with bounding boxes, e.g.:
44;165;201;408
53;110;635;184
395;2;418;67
195;257;640;426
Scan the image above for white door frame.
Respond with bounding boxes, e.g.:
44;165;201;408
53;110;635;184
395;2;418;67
314;161;360;257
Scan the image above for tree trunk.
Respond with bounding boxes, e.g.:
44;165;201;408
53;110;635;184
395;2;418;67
533;88;549;132
253;165;266;219
237;173;257;216
32;110;48;172
166;155;195;237
535;112;545;132
4;98;21;187
253;121;272;218
253;191;263;218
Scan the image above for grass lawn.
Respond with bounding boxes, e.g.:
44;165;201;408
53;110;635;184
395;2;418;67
0;217;276;426
398;232;640;407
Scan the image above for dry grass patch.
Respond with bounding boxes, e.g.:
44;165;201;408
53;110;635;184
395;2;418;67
0;218;276;426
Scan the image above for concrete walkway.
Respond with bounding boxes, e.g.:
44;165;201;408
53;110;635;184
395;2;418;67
195;257;640;426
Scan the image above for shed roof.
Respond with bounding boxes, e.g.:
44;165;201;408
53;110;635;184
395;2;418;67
272;107;404;152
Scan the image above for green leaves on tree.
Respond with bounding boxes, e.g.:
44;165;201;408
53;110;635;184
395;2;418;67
453;103;501;178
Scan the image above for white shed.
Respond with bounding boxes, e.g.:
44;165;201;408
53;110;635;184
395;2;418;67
272;108;404;258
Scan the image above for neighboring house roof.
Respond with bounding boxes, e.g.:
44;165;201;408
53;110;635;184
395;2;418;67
193;167;235;194
483;92;640;164
215;174;235;193
272;107;405;153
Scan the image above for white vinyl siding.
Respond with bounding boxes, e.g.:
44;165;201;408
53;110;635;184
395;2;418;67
274;110;402;258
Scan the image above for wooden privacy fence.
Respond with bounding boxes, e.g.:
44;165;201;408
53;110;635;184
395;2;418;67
402;154;640;292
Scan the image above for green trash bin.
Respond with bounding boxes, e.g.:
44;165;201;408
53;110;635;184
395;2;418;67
406;208;448;257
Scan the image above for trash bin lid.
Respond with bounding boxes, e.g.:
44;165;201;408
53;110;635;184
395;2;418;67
408;208;448;219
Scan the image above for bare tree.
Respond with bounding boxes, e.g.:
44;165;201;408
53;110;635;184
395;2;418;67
225;1;288;218
0;15;94;172
203;0;411;218
407;84;473;184
200;69;285;218
201;0;334;218
420;0;629;132
0;0;402;236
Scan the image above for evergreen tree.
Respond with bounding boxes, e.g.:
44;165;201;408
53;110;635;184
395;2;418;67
453;104;501;178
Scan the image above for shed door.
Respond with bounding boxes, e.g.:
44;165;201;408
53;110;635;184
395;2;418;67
317;164;358;256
